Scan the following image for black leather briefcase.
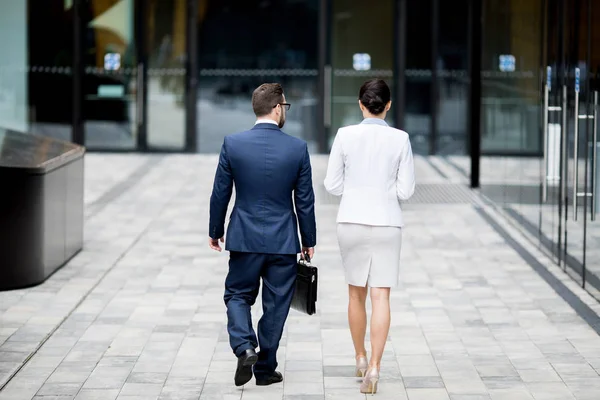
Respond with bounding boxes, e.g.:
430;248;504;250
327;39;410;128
291;255;318;315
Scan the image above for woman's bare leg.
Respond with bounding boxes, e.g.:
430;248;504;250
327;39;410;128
368;287;391;368
348;284;368;358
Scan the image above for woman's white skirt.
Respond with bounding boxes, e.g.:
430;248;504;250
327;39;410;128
337;223;403;288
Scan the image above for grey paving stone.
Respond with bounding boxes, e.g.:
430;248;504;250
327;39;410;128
406;388;450;400
126;373;168;385
33;396;75;400
119;383;163;396
404;376;445;389
36;382;82;396
74;389;120;400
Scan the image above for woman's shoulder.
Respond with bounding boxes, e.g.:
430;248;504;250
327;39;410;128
336;124;410;141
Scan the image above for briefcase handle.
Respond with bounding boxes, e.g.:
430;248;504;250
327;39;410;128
302;251;311;263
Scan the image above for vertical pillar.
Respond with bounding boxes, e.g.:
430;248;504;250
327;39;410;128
72;0;84;145
430;0;439;155
468;0;482;188
135;0;147;151
318;0;331;153
394;0;407;129
186;0;199;153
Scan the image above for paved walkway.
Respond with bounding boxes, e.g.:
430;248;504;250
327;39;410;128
1;155;600;400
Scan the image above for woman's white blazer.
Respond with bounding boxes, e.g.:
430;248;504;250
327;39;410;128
323;119;416;227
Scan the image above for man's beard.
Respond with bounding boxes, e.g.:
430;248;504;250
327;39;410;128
278;114;286;128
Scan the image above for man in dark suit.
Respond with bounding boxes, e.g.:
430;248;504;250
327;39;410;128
208;83;317;387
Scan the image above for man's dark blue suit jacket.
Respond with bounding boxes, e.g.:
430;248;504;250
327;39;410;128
209;123;317;255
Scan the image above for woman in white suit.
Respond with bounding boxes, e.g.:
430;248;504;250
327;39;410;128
324;79;415;394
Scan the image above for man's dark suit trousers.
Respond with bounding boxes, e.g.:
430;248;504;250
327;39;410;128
224;251;297;380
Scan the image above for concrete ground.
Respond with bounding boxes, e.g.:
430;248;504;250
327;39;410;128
1;154;600;400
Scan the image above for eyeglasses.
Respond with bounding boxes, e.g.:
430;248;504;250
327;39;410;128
274;103;291;111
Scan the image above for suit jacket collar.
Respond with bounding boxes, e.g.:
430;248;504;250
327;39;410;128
252;123;281;131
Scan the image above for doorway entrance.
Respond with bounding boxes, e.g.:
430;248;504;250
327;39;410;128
81;0;191;151
324;0;470;155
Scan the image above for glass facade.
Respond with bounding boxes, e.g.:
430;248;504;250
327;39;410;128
480;0;600;301
5;0;519;156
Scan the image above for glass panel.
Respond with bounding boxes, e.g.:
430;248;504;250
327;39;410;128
196;0;319;154
405;0;431;155
0;1;29;133
588;66;600;299
436;0;468;155
539;0;564;264
146;0;186;150
83;0;138;149
329;0;394;149
481;0;542;154
564;0;595;286
480;0;543;244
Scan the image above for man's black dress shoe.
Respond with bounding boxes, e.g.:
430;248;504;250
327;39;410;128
234;349;258;386
256;371;284;386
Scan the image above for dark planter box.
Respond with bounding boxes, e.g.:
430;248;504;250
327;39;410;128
0;130;85;290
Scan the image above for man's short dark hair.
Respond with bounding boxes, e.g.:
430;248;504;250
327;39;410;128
252;83;284;117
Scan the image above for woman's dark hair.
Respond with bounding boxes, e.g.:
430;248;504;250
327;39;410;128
359;79;391;115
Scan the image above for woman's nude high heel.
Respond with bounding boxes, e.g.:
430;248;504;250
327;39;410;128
360;367;380;394
355;356;368;378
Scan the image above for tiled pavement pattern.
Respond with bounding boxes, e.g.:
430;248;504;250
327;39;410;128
1;154;600;399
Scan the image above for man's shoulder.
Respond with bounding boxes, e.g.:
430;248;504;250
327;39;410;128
222;130;253;147
223;128;307;151
279;130;308;149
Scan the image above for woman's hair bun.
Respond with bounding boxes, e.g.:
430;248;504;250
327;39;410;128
359;79;391;115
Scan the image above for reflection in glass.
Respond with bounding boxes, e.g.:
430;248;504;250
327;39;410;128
196;0;319;154
84;0;138;149
146;0;186;150
330;0;394;150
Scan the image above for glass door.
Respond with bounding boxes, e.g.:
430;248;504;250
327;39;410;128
82;0;190;151
540;0;565;265
145;0;187;150
563;0;595;285
543;0;600;294
83;0;141;150
327;0;395;149
564;0;600;296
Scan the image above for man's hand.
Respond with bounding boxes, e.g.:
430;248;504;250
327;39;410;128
301;247;314;261
209;237;224;252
